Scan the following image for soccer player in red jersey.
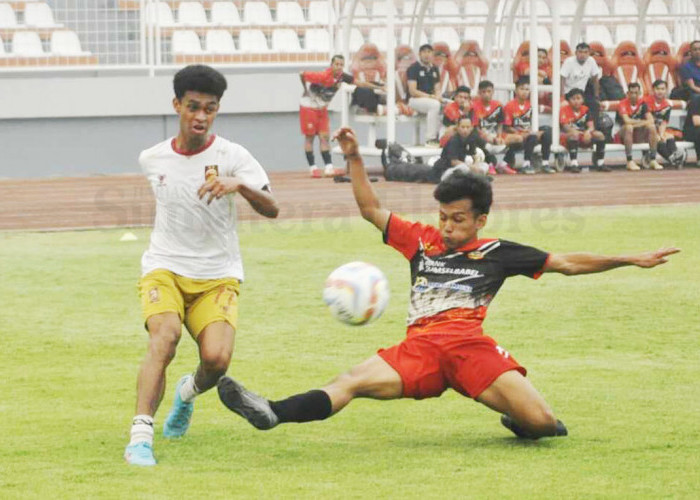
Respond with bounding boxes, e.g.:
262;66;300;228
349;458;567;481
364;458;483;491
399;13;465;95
217;128;679;441
615;83;659;171
560;89;608;173
439;86;473;147
644;80;686;168
502;77;554;174
472;80;516;174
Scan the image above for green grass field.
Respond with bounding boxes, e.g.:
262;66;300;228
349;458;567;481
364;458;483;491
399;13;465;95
2;205;699;499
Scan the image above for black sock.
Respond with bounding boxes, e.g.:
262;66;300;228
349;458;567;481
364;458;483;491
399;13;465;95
321;150;332;165
626;153;633;162
305;151;315;167
594;139;605;163
503;147;516;165
270;390;332;423
523;134;537;161
649;148;656;159
567;138;579;160
540;127;552;160
667;138;677;153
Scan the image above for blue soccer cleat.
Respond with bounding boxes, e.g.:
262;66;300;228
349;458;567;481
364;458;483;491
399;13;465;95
124;441;157;466
163;375;194;438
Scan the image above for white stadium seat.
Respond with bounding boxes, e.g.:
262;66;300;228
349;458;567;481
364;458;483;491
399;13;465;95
145;2;176;27
171;30;202;54
304;28;330;52
205;29;236;53
0;3;18;28
463;26;485;47
400;26;428;46
24;2;63;28
211;2;241;26
276;2;307;25
647;0;669;15
615;0;638;16
307;1;336;25
465;1;489;17
615;24;636;43
348;27;364;51
238;29;269;52
342;1;368;23
586;25;613;48
536;0;550;16
428;1;460;24
432;27;460;51
50;30;90;56
178;2;208;26
12;31;44;56
645;25;672;45
558;0;577;16
243;2;273;26
584;0;609;16
368;27;389;51
271;28;302;52
524;25;552;49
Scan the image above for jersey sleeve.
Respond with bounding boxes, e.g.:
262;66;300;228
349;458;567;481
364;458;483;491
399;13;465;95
383;213;430;260
229;144;271;191
498;240;550;279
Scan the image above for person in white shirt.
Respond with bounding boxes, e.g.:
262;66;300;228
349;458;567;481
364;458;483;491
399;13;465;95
560;42;602;124
124;65;279;467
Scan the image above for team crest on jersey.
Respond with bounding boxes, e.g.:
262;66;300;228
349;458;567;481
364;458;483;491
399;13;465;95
204;165;219;180
467;251;484;260
148;287;160;303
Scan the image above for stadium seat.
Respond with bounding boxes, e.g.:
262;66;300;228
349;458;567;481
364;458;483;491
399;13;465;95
205;29;236;54
368;27;390;51
145;2;176;27
243;2;273;26
462;26;485;48
427;1;460;24
395;44;417;102
615;25;636;45
304;28;330;52
432;41;457;97
0;3;18;28
644;25;672;47
559;0;577;16
307;1;336;25
589;41;614;77
512;41;532;82
24;2;63;28
238;29;269;52
432;27;460;52
614;0;638;15
371;2;397;25
643;40;677;93
177;2;208;27
464;0;489;18
647;0;669;15
210;2;241;26
549;40;572;67
610;41;646;94
454;40;488;90
271;29;302;53
351;43;386;85
12;30;44;56
171;30;202;54
399;26;428;47
342;1;368;24
348;28;365;52
50;30;90;56
586;26;613;50
276;2;307;25
523;25;552;49
584;0;609;16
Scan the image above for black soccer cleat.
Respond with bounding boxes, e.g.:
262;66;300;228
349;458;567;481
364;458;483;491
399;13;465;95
217;377;279;430
500;414;568;439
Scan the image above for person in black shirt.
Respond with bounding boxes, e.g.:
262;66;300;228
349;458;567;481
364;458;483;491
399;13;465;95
432;117;498;180
407;44;443;147
217;127;678;441
682;91;700;167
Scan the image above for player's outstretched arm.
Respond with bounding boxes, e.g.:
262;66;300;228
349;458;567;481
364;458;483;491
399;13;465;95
544;247;680;275
333;127;390;232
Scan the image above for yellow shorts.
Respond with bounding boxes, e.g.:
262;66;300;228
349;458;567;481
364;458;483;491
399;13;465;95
139;269;240;338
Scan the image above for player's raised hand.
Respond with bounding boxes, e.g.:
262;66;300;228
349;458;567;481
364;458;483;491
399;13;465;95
633;247;681;268
333;127;360;157
198;176;242;205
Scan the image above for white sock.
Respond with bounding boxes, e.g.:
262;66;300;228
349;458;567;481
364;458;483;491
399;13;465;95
523;160;531;168
542;160;549;166
179;374;200;403
130;414;154;446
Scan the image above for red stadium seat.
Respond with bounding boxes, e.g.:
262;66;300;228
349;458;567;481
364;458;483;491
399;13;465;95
548;40;572;67
432;41;458;97
350;43;386;85
643;40;677;94
512;41;530;82
454;40;488;91
610;41;646;94
589;41;614;77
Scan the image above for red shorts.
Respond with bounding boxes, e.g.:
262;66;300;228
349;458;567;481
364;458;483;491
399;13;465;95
560;131;590;147
299;106;329;136
378;334;526;400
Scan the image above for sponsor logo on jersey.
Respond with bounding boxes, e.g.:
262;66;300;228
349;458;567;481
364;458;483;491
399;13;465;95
467;251;484;259
148;287;160;303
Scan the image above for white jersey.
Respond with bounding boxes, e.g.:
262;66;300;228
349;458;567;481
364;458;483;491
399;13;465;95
560;56;602;94
140;135;270;281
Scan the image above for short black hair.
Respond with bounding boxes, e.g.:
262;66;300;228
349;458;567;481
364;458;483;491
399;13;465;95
433;170;493;216
515;76;530;87
455;85;471;95
576;42;590;51
331;54;345;64
652;79;667;88
537;48;547;55
691;40;700;48
419;43;433;52
173;65;227;101
565;88;584;100
478;80;494;90
627;82;641;91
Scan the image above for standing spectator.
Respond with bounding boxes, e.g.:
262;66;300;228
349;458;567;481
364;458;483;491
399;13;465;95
407;44;442;147
472;80;517;174
560;89;608;173
615;83;660;171
560;43;602;125
678;40;700;100
439;86;472;146
300;55;354;178
682;91;700;167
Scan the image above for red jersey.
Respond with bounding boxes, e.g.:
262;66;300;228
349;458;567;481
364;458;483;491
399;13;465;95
442;101;472;126
560;105;591;131
643;95;672;125
615;97;648;125
472;99;504;134
514;60;552;81
503;99;532;131
384;214;549;337
300;68;354;109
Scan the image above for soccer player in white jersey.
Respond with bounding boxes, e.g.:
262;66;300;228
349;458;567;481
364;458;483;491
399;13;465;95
124;65;279;466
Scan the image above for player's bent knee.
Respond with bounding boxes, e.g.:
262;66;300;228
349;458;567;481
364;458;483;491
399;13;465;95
200;348;232;375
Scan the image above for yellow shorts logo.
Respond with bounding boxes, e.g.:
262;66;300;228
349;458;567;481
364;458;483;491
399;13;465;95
148;287;160;303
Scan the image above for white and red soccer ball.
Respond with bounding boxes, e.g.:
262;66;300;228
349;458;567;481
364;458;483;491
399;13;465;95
323;262;390;326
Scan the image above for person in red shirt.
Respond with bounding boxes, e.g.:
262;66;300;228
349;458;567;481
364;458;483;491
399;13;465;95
217;127;679;441
514;48;552;85
439;86;473;147
615;83;659;171
502;77;554;174
644;80;686;168
560;89;608;173
472;80;517;174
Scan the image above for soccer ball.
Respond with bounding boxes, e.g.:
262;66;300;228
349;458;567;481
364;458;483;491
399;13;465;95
323;262;390;326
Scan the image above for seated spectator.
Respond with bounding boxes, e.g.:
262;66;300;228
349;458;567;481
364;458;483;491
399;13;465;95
514;48;552;84
407;44;442;147
678;40;700;101
560;89;608;173
644;80;686;168
614;83;660;171
682;91;700;167
502;77;554;174
472;80;516;174
439;86;472;147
